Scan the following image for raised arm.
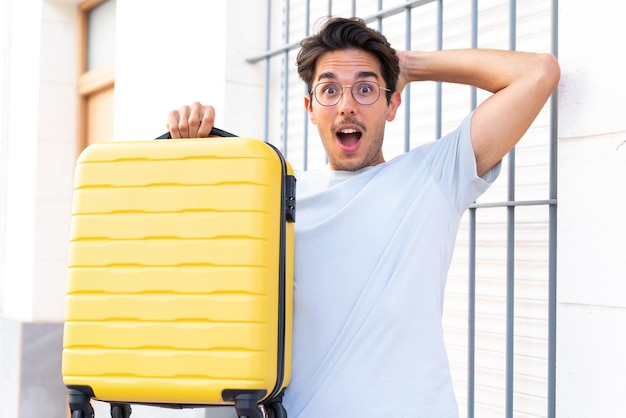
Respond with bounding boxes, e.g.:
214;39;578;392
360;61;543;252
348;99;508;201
396;49;560;177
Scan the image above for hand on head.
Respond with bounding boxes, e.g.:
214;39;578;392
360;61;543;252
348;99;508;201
394;50;411;94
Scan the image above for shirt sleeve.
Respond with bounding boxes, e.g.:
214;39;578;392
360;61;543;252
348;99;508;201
423;112;501;214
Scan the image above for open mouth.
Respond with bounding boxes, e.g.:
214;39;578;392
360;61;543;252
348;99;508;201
337;128;363;153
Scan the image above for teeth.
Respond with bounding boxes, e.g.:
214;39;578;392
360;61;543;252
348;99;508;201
339;129;358;134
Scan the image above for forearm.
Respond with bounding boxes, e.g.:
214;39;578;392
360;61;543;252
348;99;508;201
398;48;557;93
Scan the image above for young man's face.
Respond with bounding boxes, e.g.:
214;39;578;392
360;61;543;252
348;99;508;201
305;49;401;171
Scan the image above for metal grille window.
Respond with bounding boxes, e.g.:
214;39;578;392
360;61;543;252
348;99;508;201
247;1;558;417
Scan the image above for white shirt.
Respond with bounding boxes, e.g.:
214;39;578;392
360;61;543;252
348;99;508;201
283;113;499;417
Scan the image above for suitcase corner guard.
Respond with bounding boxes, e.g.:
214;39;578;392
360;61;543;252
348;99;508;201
222;390;267;418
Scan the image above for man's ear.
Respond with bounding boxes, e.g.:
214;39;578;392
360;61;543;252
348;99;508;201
304;96;317;124
386;91;402;122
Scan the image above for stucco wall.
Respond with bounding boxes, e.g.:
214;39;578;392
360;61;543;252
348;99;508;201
557;1;626;414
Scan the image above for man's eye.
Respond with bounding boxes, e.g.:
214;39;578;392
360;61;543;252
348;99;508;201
358;84;374;94
323;85;339;95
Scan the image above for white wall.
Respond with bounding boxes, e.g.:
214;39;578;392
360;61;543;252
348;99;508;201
0;2;78;417
114;0;267;141
34;0;79;321
557;1;626;416
1;0;44;320
0;0;77;322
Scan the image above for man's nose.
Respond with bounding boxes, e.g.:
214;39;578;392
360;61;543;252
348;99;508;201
337;87;357;114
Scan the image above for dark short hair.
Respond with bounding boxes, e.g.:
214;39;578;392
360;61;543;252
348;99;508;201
296;17;399;104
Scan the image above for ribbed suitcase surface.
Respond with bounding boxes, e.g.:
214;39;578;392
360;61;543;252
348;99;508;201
62;137;294;412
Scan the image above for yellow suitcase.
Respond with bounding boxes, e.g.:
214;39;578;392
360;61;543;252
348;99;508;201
62;133;295;418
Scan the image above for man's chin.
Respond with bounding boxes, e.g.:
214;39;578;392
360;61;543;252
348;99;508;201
328;156;365;172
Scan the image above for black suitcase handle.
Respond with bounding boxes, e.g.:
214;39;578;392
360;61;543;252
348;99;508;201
156;127;238;139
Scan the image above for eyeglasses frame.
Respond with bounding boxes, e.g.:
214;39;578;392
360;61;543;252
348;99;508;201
309;80;392;107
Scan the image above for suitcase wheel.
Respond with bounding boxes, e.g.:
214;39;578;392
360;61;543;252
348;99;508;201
67;388;95;418
110;403;132;418
266;401;287;418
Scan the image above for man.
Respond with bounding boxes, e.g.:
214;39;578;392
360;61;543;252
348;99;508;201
167;17;559;418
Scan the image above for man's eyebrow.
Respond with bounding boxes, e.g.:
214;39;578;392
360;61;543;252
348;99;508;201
317;72;337;81
356;71;379;80
316;71;380;81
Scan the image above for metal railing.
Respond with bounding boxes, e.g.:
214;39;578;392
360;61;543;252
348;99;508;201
247;1;558;417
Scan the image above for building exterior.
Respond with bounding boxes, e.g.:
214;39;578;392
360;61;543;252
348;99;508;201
0;1;624;418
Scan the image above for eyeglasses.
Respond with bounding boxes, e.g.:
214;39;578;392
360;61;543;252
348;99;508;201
310;81;392;106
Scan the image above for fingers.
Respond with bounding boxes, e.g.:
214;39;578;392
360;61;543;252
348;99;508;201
189;102;215;138
167;102;216;138
394;50;409;93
